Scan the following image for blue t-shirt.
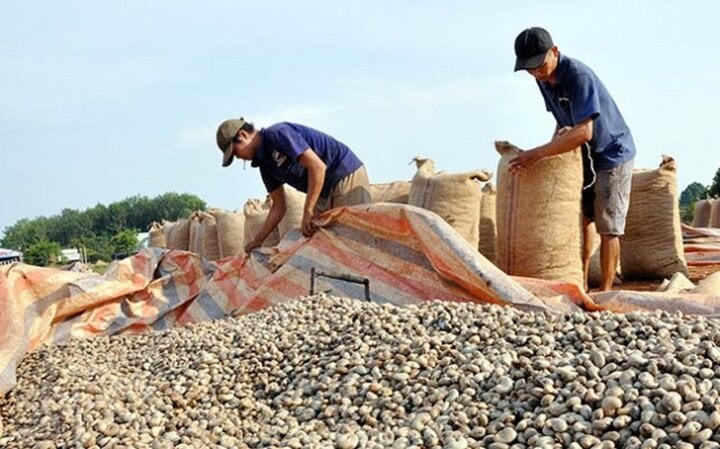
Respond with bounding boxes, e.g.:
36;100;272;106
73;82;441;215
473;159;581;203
252;122;363;198
538;53;636;170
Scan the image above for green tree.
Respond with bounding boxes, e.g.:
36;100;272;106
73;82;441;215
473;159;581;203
71;235;113;263
24;240;61;266
709;168;720;198
47;208;93;246
87;203;111;237
679;182;708;206
125;196;153;230
106;202;131;235
2;191;205;253
110;229;139;258
1;217;51;250
150;193;206;222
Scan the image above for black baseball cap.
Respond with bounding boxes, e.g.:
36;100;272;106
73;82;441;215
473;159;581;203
514;27;553;71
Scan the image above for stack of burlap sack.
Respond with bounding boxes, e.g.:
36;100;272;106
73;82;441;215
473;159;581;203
155;210;240;261
494;141;687;288
150;146;688;289
692;198;720;228
152;189;307;261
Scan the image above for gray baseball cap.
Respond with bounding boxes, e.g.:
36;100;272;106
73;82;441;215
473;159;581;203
216;118;246;167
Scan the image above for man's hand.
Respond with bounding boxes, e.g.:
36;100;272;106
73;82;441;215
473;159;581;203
301;210;317;237
509;121;590;174
508;148;542;174
244;238;261;253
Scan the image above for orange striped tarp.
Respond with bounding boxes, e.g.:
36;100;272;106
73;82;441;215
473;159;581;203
1;205;546;395
682;224;720;265
2;205;720;396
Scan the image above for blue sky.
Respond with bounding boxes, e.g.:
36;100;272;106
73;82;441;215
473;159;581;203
1;1;718;238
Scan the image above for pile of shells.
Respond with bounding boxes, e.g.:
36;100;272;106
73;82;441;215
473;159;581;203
2;294;720;448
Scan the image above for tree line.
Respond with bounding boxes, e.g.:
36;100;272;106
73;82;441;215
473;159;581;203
679;167;720;223
1;192;206;265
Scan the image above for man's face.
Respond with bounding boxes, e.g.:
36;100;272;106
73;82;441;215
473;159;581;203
231;130;254;160
527;47;559;83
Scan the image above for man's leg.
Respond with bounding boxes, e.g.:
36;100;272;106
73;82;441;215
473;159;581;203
594;159;634;291
599;234;620;291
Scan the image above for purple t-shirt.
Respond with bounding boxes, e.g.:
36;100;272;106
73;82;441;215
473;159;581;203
252;122;363;198
538;53;636;170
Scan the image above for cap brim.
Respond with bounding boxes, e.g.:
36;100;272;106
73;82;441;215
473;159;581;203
221;143;234;167
514;52;548;71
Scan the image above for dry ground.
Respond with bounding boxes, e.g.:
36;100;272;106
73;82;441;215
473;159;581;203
611;263;720;292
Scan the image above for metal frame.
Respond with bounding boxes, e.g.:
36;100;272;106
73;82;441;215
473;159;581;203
309;267;371;301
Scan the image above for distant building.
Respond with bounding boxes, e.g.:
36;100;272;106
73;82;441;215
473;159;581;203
60;248;84;263
136;232;150;249
0;248;23;265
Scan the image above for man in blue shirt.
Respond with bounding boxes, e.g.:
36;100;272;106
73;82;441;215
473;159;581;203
508;27;636;292
216;117;370;250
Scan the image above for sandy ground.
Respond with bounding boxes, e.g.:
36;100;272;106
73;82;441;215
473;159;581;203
609;263;720;292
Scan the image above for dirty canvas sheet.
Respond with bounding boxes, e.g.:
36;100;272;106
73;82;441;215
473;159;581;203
2;205;720;396
682;224;720;265
1;204;544;395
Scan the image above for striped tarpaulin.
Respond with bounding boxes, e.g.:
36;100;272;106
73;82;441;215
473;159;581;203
2;205;720;396
0;204;546;395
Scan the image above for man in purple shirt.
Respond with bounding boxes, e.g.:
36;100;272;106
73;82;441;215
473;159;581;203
509;27;636;292
216;117;370;250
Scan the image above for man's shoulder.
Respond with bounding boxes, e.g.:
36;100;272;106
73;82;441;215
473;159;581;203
261;122;302;146
263;122;292;135
562;55;597;81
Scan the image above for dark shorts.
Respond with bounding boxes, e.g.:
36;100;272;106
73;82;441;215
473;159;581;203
582;154;634;236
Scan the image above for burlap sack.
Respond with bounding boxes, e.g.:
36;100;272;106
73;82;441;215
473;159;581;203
495;141;584;288
212;209;245;258
243;198;281;248
278;188;306;238
148;222;166;248
620;155;689;280
188;212;204;257
369;181;411;204
201;210;221;261
709;199;720;228
408;157;491;249
163;219;190;250
692;199;712;228
478;183;497;264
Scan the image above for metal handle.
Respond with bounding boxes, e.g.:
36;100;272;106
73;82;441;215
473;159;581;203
310;267;371;301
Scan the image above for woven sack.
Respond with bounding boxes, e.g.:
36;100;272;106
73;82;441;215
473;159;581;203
211;209;245;258
278;188;306;238
243;198;281;248
201;211;221;261
408;157;490;248
163;219;190;251
369;181;411;204
188;212;204;257
709;199;720;228
478;183;497;264
148;222;166;248
692;199;712;228
620;155;688;280
495;141;584;288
